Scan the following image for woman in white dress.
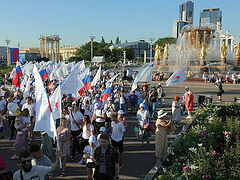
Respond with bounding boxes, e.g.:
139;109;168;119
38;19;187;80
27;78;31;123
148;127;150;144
172;96;181;125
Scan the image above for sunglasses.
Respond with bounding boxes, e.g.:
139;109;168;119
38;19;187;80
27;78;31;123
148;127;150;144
21;159;31;164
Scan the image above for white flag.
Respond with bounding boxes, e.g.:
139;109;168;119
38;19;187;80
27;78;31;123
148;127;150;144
91;66;101;87
33;65;57;139
106;73;119;87
23;77;31;99
50;86;62;120
131;63;153;91
166;68;186;86
61;60;85;96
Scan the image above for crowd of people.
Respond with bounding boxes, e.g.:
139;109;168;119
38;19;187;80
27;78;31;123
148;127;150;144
202;71;240;84
0;65;198;180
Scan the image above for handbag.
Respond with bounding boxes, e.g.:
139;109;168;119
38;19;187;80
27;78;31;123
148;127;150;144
161;91;165;98
143;119;155;131
70;111;82;140
168;123;176;132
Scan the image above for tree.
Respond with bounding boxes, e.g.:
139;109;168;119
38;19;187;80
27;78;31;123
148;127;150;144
115;36;120;44
155;37;177;47
100;36;105;45
68;56;82;62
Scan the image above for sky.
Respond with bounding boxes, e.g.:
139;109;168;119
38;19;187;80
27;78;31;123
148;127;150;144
0;0;239;47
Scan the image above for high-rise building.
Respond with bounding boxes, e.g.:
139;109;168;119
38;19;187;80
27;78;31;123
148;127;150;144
172;20;189;38
199;8;222;29
179;1;194;24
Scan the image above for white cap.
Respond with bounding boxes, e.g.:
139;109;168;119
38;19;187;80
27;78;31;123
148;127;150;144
95;94;100;98
72;101;77;105
107;97;112;101
158;83;161;86
88;135;96;144
139;103;145;108
99;126;106;132
0;85;5;89
118;110;124;114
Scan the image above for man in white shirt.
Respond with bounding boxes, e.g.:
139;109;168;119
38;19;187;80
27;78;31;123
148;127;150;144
5;97;19;140
111;112;126;168
69;101;83;160
13;150;60;180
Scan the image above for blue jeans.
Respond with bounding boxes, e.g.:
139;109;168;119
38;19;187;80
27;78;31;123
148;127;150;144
151;102;156;116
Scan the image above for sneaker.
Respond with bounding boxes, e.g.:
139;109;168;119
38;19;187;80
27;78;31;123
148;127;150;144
11;154;18;160
186;116;192;119
119;162;124;169
78;158;86;164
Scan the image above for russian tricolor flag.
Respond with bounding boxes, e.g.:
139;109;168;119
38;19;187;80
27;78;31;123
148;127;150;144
13;65;23;88
78;68;91;96
39;69;48;80
100;86;112;101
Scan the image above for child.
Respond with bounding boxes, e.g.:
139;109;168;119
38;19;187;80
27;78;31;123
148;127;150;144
11;110;28;160
0;113;4;139
83;135;96;180
96;126;106;146
118;110;127;128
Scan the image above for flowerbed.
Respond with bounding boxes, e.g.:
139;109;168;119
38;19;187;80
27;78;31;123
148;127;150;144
156;103;240;180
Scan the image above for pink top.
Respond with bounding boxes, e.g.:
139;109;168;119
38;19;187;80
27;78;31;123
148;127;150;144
185;94;194;111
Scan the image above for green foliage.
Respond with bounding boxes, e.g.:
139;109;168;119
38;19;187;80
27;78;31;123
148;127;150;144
73;37;134;63
0;66;14;76
115;36;120;44
155;37;177;47
156;103;240;179
67;56;82;62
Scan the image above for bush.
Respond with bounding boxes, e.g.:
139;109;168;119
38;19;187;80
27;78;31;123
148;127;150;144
156;103;240;179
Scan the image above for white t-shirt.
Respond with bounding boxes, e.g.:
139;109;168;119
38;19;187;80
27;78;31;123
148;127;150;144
7;102;19;116
83;145;95;163
94;109;106;122
111;121;125;142
13;165;52;180
22;103;35;117
137;110;150;127
82;124;94;139
69;111;83;131
0;99;6;111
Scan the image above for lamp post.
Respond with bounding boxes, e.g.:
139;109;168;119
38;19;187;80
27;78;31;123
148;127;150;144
148;38;154;62
123;50;126;65
89;35;95;63
5;39;11;66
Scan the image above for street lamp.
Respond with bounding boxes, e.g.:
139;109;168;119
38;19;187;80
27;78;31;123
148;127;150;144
89;35;95;63
148;38;154;62
5;39;11;66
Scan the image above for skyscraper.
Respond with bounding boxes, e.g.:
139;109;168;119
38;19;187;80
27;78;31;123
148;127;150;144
179;1;194;24
199;8;222;29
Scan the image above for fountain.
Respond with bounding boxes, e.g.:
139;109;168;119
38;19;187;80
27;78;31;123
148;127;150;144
154;25;239;76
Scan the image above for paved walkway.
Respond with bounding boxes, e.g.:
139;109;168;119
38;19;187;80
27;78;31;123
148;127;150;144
1;82;239;179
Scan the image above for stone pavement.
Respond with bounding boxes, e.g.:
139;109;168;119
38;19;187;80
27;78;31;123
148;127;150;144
0;82;239;179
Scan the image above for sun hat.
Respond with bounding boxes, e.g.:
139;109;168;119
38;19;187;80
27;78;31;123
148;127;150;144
88;135;96;144
118;110;124;115
99;126;106;132
158;110;167;118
